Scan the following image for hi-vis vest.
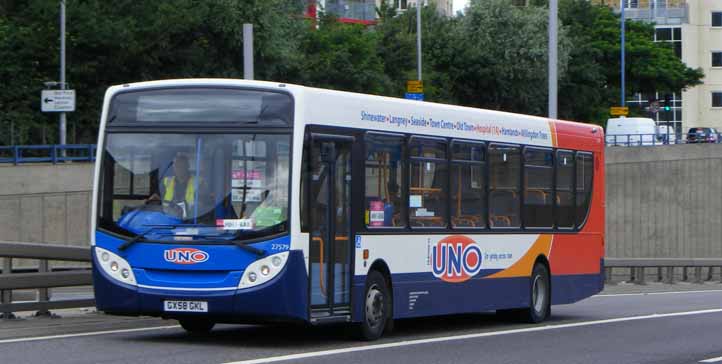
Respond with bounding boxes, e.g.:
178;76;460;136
162;176;196;206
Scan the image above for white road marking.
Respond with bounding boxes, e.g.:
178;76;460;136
594;289;722;297
0;325;180;345
700;356;722;363
222;308;722;364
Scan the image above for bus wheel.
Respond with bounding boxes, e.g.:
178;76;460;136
358;270;391;341
179;318;215;334
523;263;551;323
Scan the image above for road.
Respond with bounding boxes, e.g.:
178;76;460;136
1;284;722;364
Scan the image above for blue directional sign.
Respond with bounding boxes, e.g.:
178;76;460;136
405;92;424;101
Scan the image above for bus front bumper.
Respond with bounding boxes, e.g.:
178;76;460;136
92;250;309;323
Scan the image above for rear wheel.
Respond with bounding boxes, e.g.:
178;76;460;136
179;318;215;334
496;262;551;323
522;263;551;323
357;270;392;341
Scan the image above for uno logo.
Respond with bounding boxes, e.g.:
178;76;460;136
432;236;482;283
164;248;209;265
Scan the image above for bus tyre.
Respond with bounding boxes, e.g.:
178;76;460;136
358;270;392;341
523;263;551;323
179;318;215;334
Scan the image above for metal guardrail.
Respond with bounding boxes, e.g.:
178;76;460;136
0;144;96;165
605;258;722;285
605;133;722;147
0;241;93;318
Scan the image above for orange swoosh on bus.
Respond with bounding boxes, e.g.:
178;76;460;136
548;121;558;148
485;235;553;279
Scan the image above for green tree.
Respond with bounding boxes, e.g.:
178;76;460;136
448;0;572;116
555;0;704;124
0;0;306;145
297;13;391;95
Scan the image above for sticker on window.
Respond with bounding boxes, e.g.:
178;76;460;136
216;219;254;230
369;200;385;226
409;195;423;208
231;188;264;202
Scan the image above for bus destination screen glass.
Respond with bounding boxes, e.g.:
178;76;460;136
109;88;292;125
98;133;291;242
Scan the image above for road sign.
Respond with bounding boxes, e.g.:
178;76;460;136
405;92;424;101
41;90;75;112
406;80;423;93
610;106;629;116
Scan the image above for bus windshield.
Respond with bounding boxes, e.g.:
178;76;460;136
97;133;291;242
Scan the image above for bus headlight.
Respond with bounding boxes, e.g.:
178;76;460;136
95;247;137;286
239;252;289;289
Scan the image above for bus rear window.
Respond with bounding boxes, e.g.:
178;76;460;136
109;88;292;125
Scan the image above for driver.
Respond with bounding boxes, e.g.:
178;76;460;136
148;154;198;219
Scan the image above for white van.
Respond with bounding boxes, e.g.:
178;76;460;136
606;117;661;146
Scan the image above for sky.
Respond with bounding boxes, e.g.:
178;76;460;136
453;0;470;14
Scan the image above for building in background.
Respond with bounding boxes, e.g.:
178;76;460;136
305;0;454;24
593;0;722;135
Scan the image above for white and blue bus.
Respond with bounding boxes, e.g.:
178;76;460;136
92;79;605;340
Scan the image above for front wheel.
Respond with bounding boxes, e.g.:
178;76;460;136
179;318;215;334
357;270;392;341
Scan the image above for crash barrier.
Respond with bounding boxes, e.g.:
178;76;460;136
0;241;93;318
605;133;721;146
0;144;96;165
605;258;722;284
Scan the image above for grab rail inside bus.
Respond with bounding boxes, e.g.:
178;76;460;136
310;236;348;299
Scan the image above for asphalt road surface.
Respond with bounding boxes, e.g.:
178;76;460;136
2;284;722;364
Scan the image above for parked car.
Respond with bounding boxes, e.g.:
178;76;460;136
686;127;719;143
606;117;660;146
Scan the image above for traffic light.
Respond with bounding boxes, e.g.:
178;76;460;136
662;94;672;112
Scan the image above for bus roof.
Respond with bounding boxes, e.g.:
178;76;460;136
104;78;603;151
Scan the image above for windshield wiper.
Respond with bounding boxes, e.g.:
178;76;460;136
118;225;175;251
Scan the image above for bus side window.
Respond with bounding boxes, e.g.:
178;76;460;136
555;150;575;229
523;148;553;228
575;152;594;227
450;141;486;229
488;144;521;228
365;133;406;228
409;137;447;228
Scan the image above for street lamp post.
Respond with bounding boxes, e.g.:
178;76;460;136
59;0;67;148
548;0;558;119
621;0;626;107
416;1;422;82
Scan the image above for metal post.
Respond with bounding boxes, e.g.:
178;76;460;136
59;0;67;153
620;0;626;106
548;0;558;119
1;257;13;319
605;267;613;284
636;267;646;285
416;1;422;82
243;24;254;80
665;266;675;284
694;266;703;283
36;260;50;316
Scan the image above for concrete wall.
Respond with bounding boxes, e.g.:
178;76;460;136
605;144;722;258
1;145;721;260
0;163;93;247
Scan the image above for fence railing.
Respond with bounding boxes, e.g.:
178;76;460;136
605;258;722;285
0;144;96;165
605;133;722;147
0;241;93;318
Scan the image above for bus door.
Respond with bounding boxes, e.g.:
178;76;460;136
308;133;354;320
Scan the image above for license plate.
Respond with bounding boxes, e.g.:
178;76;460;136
163;300;208;312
